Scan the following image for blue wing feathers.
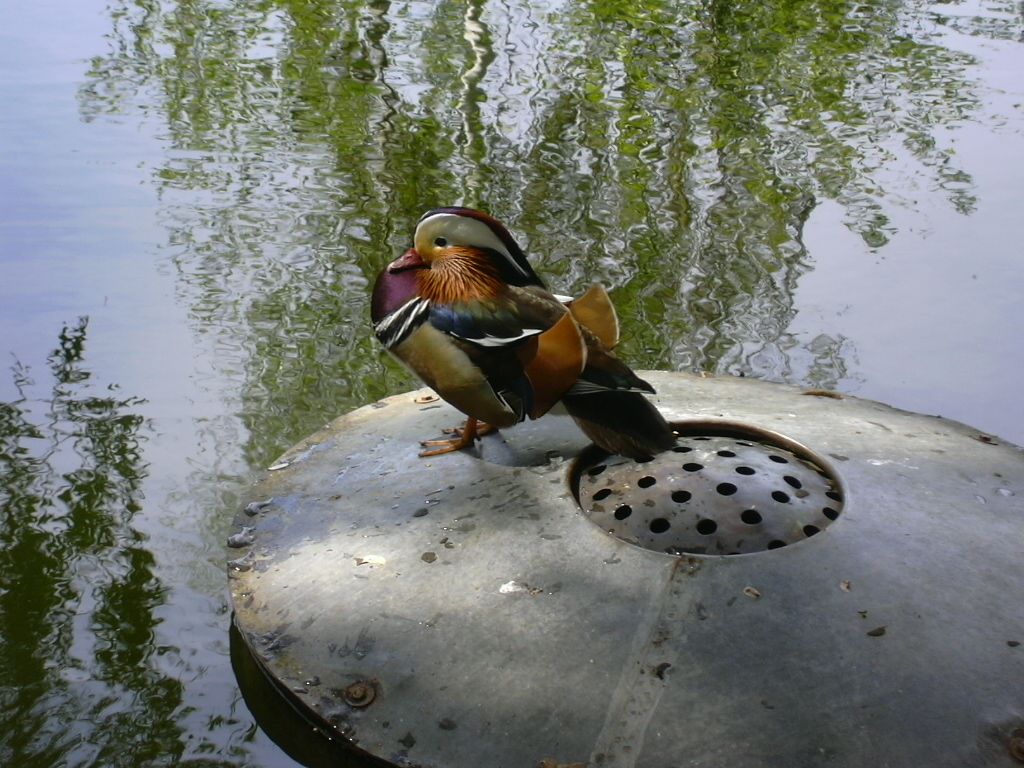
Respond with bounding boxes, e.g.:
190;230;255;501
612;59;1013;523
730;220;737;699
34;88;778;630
429;301;543;346
430;304;483;339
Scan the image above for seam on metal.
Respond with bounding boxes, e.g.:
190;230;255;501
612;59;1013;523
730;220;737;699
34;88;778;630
587;557;702;767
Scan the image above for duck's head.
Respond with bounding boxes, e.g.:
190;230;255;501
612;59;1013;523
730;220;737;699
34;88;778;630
387;207;543;288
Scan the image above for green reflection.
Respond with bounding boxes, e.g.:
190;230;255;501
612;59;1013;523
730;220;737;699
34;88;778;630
0;319;183;765
79;0;990;467
64;0;1015;762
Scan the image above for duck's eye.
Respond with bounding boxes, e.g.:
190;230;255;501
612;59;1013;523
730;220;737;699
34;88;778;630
433;237;448;247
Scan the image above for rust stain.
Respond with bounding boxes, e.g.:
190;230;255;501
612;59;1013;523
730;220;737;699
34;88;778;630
1009;734;1024;763
802;389;844;399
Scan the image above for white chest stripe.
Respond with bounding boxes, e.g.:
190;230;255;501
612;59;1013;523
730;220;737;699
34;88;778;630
375;298;430;348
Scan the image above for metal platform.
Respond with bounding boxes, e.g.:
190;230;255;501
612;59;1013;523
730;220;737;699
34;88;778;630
228;372;1024;767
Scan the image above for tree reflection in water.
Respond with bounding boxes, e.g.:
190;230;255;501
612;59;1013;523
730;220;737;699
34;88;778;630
21;0;1011;763
77;0;990;467
0;319;191;764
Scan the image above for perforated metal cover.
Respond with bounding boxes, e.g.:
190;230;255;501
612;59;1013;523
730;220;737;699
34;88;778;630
576;429;844;555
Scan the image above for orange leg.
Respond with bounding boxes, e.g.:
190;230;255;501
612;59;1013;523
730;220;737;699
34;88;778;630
419;417;496;457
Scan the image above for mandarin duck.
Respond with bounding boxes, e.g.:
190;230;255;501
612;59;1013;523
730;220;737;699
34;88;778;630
371;207;676;460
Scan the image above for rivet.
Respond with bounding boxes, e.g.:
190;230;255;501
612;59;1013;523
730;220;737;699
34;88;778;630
343;680;377;708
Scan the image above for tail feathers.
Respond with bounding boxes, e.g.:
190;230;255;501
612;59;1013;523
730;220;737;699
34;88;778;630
562;389;675;460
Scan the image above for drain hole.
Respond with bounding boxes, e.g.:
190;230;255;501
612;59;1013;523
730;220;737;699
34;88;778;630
826;490;842;501
771;491;790;503
822;507;839;520
803;524;820;537
673;446;693;453
783;475;802;489
671;490;692;503
683;463;704;472
717;450;736;457
614;505;632;520
693;437;711;441
768;455;789;464
696;519;718;535
638;476;657;488
593;488;612;501
767;540;786;549
716;482;738;496
588;465;607;476
740;509;762;525
735;466;756;476
650;518;670;534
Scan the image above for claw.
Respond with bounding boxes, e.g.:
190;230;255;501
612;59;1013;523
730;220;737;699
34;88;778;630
419;418;495;457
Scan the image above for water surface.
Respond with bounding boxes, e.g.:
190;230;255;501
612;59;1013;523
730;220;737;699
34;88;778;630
1;0;1022;764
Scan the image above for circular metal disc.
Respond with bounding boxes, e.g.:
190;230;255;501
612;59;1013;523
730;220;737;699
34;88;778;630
229;372;1024;767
